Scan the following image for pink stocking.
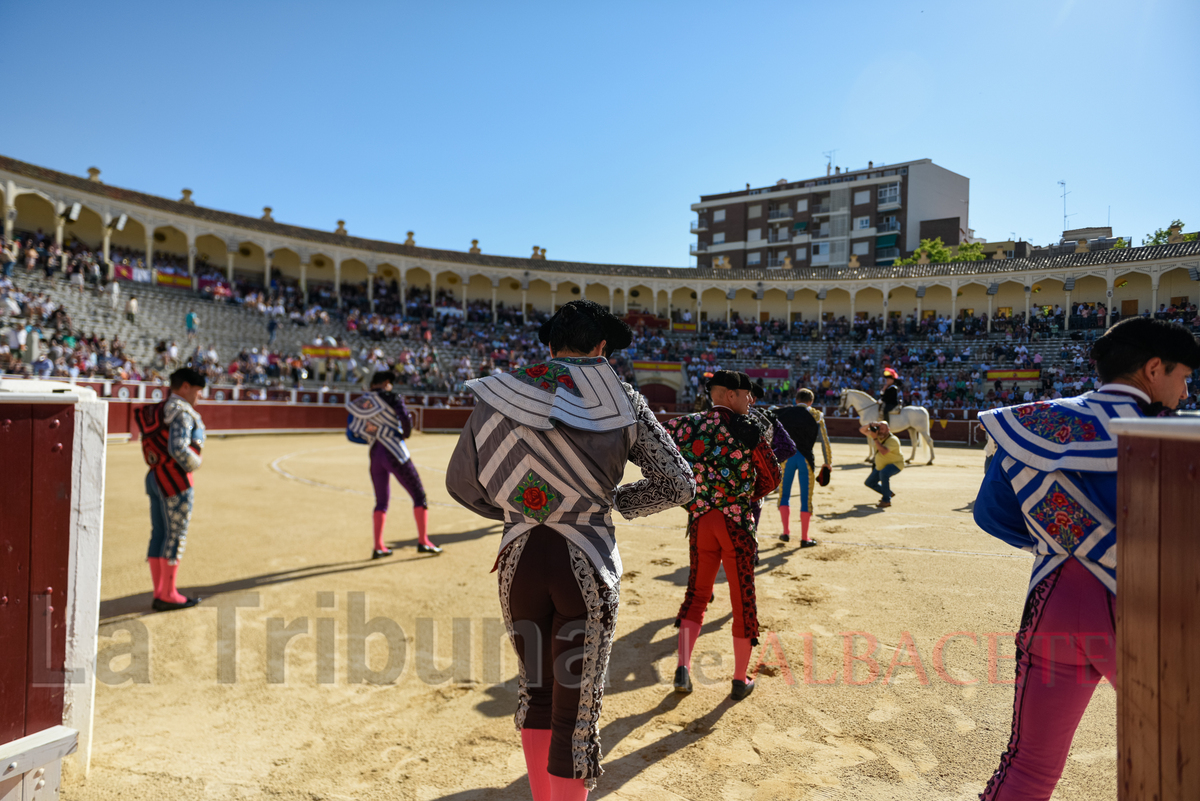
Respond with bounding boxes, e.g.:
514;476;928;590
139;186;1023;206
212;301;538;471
733;636;754;682
779;505;790;536
521;729;552;801
372;511;387;552
157;562;187;604
549;775;588;801
413;506;431;547
148;558;164;599
800;511;812;541
677;619;701;670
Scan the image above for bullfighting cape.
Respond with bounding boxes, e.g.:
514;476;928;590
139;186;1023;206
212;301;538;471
465;356;636;432
346;392;411;465
978;387;1145;596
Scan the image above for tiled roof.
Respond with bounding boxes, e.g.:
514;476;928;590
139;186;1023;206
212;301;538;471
4;154;1198;284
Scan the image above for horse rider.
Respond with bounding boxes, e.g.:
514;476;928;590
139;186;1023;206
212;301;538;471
880;367;902;417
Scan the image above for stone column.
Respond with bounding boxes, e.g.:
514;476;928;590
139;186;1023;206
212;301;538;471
608;285;615;314
818;298;824;333
521;288;528;321
849;290;856;327
987;295;993;333
226;243;236;283
550;287;557;312
145;231;154;271
334;260;342;308
950;281;959;329
264;250;273;290
916;296;923;321
651;288;658;316
55;203;65;248
1105;275;1114;328
1151;282;1158;316
367;265;376;312
1064;291;1071;331
666;292;672;326
102;226;112;267
186;235;196;276
756;298;762;322
300;259;309;297
1;192;12;240
786;298;792;327
491;285;498;323
624;287;630;315
1024;283;1031;324
725;297;731;326
695;297;702;330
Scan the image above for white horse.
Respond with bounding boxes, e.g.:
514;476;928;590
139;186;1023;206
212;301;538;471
838;388;936;465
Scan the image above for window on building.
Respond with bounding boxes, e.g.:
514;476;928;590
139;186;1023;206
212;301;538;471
853;190;870;206
713;209;726;223
713;232;725;245
852;241;869;256
795;247;807;260
795;198;808;212
854;216;871;230
878;182;900;205
813;242;829;256
748;228;762;242
747;252;762;265
748;205;762;218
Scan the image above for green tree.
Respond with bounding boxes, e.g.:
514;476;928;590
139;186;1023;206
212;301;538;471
955;241;987;261
1142;219;1198;246
1111;237;1128;249
893;237;954;266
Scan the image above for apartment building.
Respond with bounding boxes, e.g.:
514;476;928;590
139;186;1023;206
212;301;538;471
690;158;969;270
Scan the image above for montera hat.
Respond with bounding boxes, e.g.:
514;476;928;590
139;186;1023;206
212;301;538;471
537;300;633;351
706;370;752;393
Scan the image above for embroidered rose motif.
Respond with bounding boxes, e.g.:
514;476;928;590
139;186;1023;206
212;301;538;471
1054;425;1072;443
540;381;551;389
523;487;547;510
557;374;575;389
526;364;549;378
1051;492;1069;508
691;440;706;457
731;450;743;460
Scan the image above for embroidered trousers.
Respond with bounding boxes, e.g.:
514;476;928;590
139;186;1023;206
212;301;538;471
779;454;814;512
981;558;1116;801
145;471;193;564
677;509;759;642
499;526;618;789
369;442;427;511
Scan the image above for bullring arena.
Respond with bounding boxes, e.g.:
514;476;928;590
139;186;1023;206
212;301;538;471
83;434;1114;801
2;155;1198;801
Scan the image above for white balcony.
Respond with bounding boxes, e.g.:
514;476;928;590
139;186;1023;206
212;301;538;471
877;199;902;212
767;233;791;244
691;218;708;233
689;242;709;255
768;209;793;221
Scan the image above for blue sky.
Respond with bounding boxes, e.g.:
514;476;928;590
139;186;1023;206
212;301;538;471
3;0;1196;266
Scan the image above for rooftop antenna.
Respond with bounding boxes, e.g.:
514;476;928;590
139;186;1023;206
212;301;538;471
1057;180;1075;233
822;149;838;176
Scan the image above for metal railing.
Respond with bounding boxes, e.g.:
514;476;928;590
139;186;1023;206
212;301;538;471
768;233;790;243
813;203;831;214
876;220;901;232
768;209;792;220
690;219;707;231
690;242;710;253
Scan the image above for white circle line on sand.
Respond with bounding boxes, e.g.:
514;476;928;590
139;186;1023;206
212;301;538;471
270;443;455;505
271;445;1020;559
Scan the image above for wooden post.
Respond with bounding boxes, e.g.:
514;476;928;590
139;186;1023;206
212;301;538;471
1112;417;1200;801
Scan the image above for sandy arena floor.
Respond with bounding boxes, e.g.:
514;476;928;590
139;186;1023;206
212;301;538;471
63;431;1117;800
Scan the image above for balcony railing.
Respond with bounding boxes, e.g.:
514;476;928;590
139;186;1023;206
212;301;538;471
766;258;789;268
690;242;710;254
767;233;790;244
691;219;708;232
813;203;831;214
876;247;900;260
768;209;792;220
876;220;901;232
811;231;830;239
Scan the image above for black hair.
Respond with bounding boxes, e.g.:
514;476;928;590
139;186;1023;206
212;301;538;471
1090;317;1200;383
371;370;397;386
539;300;633;355
170;367;207;389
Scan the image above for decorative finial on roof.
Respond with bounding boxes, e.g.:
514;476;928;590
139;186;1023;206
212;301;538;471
469;239;481;254
1168;223;1183;243
404;231;415;246
539;247;547;259
1075;239;1089;253
262;206;274;221
531;246;542;260
180;189;194;205
87;167;102;182
916;250;930;265
336;220;347;235
782;255;793;269
992;248;1006;260
848;253;859;268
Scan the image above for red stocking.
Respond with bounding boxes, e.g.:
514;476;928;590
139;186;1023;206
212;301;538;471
148;558;164;599
156;562;187;604
677;619;701;669
521;729;552;801
372;511;387;552
549;775;588;801
778;505;790;536
800;511;812;541
733;636;754;682
413;506;431;547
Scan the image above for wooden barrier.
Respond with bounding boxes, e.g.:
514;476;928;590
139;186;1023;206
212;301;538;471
1112;417;1200;801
